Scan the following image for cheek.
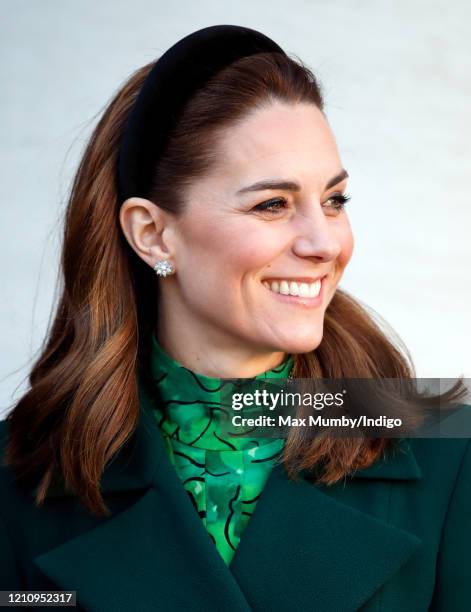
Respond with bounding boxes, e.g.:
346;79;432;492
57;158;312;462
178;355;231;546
188;220;279;274
177;220;275;309
337;219;354;269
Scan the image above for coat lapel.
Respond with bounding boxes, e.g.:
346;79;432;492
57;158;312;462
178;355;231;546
230;457;421;611
35;474;252;611
33;379;422;612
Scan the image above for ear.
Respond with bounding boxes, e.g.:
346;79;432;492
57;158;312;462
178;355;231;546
119;197;177;268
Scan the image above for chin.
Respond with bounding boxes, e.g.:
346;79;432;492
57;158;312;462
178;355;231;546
274;329;324;355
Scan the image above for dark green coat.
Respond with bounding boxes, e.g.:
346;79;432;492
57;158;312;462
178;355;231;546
1;388;470;611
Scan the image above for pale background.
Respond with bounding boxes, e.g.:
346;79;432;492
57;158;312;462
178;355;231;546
1;0;470;418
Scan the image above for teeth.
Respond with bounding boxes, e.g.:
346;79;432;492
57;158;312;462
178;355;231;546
309;281;321;297
299;283;310;297
279;281;290;295
263;279;322;298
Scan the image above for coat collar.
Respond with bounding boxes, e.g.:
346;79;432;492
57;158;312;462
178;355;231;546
33;376;422;611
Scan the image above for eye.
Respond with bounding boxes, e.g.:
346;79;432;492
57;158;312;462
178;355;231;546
252;197;288;214
323;193;351;212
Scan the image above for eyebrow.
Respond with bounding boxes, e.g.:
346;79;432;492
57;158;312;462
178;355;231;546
236;168;349;195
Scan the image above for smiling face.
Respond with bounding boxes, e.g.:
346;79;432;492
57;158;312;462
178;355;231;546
162;101;354;364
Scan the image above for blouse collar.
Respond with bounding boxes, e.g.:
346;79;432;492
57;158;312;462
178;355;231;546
148;332;294;449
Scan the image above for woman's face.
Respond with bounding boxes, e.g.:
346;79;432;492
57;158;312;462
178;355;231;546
165;102;354;357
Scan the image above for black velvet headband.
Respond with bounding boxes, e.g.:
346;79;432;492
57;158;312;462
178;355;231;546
117;24;286;203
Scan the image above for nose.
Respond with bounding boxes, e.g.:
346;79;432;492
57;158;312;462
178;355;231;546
292;206;342;262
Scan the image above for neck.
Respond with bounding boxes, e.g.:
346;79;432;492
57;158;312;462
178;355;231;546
155;325;289;379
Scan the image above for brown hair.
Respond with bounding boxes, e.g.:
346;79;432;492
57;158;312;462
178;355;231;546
3;52;467;516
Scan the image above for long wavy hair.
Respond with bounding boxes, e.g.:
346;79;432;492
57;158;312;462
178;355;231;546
3;51;467;516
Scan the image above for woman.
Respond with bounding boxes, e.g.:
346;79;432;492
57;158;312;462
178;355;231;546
1;24;470;611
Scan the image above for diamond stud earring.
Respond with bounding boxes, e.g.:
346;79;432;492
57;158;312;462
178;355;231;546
153;259;175;277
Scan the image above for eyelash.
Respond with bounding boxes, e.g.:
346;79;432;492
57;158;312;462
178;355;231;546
253;193;351;215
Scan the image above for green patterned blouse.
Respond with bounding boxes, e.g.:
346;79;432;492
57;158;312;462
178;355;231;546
148;333;294;566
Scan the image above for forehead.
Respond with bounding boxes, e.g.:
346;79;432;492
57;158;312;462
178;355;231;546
215;102;341;184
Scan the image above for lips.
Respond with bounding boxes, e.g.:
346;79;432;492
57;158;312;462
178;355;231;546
262;275;326;284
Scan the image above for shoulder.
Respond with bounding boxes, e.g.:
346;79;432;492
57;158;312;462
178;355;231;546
0;417;51;526
0;417;14;491
407;402;471;479
409;436;471;503
0;417;8;449
0;417;29;516
409;436;470;476
0;416;30;586
0;416;85;581
412;427;471;608
0;417;15;481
